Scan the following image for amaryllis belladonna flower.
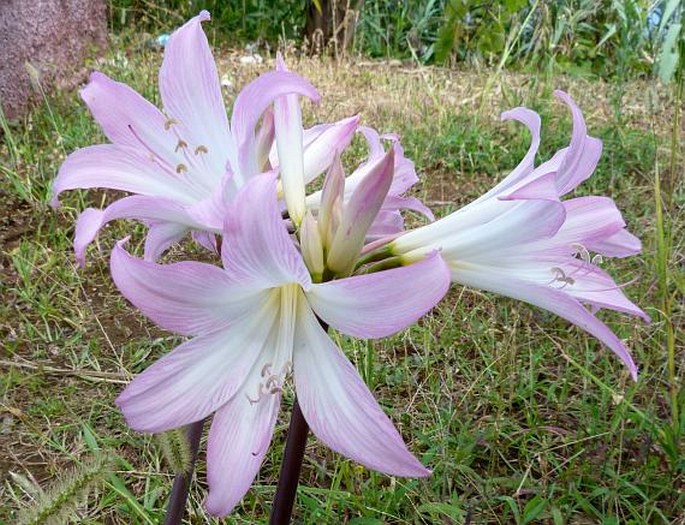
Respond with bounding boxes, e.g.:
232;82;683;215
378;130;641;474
52;11;428;265
380;91;648;379
110;169;450;515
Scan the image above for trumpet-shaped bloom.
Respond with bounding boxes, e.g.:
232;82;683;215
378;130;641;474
51;11;361;264
389;91;648;380
110;172;450;516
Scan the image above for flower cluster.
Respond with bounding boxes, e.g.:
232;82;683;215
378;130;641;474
53;11;647;517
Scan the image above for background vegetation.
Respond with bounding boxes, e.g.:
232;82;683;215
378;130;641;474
1;0;683;523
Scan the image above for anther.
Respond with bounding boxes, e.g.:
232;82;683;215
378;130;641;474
175;139;188;152
261;363;272;378
550;267;575;288
176;163;188;174
194;145;208;155
164;117;179;130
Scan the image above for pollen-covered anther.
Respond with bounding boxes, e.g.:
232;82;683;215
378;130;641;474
164;117;179;130
194;145;209;155
176;163;188;174
571;243;591;264
175;139;188;152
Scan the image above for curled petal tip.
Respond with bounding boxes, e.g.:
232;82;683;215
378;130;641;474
198;9;211;21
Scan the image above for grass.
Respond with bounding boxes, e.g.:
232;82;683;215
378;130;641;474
1;33;683;524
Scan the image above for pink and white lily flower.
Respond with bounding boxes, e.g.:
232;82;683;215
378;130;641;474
387;91;648;380
110;172;450;516
51;11;359;264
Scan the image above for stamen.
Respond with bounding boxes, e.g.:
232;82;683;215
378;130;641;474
571;243;591;264
176;163;188;174
246;390;264;405
550;266;575;288
164;117;179;130
261;363;272;378
175;139;188;152
591;254;603;265
194;145;208;155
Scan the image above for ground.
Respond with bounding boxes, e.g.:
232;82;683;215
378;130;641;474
0;38;683;524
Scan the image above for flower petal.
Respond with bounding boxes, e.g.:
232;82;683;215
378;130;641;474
274;92;306;225
111;240;265;336
80;72;177;156
470;107;541;205
586;228;642;258
293;302;430;476
301;116;359;184
116;304;278;433
52;145;200;207
327;149;395;275
74;195;197;266
451;265;638;380
159;11;237;179
307;251;450;338
231;71;320;181
144;223;189;261
220;172;311;289
553;90;603;195
205;388;280;516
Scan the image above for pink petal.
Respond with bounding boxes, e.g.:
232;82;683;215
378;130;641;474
220;172;311;289
327;149;395;275
380;194;435;222
293;302;430;476
301;116;359;184
231;71;320;180
80;72;177;160
307;251;450;338
52;145;200;207
451;266;639;380
553;91;603;195
111;241;265;336
73;195;196;266
470;107;541;205
116;310;277;433
159;11;237;179
205;389;280;516
435;199;566;262
144;223;189;261
586;228;641;258
558;259;649;322
274;91;306;224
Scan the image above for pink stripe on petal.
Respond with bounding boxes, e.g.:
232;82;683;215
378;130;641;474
327;149;395;274
293;302;430;476
144;223;189;261
205;391;280;516
307;251;450;339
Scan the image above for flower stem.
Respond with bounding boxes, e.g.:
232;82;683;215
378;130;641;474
163;418;205;525
269;320;327;524
269;399;310;524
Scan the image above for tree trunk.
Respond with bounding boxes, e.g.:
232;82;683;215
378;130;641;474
304;0;364;57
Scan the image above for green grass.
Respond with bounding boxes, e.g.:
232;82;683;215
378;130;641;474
1;35;683;524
